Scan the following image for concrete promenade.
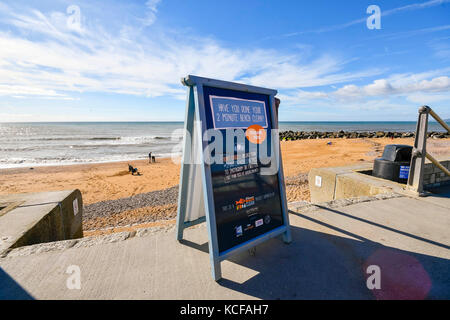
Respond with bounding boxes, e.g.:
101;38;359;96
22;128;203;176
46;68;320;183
0;193;449;299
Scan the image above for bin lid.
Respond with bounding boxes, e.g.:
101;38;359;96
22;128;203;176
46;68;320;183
381;144;413;162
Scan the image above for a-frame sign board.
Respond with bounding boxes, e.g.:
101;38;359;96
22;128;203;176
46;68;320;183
176;75;291;281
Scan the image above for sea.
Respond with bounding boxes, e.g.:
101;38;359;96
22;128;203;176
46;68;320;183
0;121;447;169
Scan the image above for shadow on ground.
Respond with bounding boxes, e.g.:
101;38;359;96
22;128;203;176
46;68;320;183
183;209;450;300
426;184;450;199
0;268;34;300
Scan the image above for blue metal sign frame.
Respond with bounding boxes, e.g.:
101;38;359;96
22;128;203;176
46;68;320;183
176;75;292;281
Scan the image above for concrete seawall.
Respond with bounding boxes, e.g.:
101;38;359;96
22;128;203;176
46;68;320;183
0;190;83;257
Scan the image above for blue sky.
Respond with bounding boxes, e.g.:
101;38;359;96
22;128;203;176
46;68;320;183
0;0;449;122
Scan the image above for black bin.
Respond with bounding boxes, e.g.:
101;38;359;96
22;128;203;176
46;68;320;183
372;145;413;183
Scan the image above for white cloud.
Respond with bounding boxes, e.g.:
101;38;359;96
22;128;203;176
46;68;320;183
334;75;450;100
146;0;161;12
280;72;450;111
412;76;450;92
0;112;34;121
383;0;450;15
276;0;450;38
244;55;384;90
0;4;384;101
406;92;450;104
143;0;161;26
364;79;395;96
0;84;67;97
278;89;330;105
1;1;449;122
335;84;361;98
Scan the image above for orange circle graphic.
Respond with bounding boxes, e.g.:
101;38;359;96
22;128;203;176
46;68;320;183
246;124;267;145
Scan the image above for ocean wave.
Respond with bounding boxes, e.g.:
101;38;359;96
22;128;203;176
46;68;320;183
88;137;121;141
1;135;180;144
0;146;41;152
0;136;183;152
70;143;162;149
35;137;121;141
81;135;182;146
0;151;182;169
6;137;89;141
118;136;173;142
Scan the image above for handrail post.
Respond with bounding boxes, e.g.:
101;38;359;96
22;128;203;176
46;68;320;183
407;106;430;195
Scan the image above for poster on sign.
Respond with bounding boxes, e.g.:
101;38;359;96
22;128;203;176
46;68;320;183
203;86;285;253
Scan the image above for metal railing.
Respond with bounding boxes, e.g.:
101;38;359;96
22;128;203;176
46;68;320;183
407;106;450;194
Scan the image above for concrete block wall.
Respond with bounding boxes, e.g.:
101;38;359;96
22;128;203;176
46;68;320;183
423;160;450;188
0;190;83;255
308;163;406;204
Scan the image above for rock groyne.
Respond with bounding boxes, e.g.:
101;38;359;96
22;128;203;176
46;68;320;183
279;131;449;141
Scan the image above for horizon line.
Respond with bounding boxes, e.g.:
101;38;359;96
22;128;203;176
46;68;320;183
0;120;434;124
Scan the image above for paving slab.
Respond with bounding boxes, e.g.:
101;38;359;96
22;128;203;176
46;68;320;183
0;195;449;300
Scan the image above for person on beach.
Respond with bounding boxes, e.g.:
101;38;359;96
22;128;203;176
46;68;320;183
148;152;152;164
128;164;140;176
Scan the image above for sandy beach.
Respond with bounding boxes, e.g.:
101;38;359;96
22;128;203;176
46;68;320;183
1;137;449;235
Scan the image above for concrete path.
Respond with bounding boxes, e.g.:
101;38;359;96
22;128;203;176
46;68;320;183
0;195;449;300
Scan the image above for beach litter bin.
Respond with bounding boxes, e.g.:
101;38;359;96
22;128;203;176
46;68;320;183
372;144;413;183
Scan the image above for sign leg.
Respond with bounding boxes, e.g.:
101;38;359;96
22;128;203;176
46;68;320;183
175;170;189;241
176;86;196;241
175;214;185;241
210;258;222;282
282;228;292;244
